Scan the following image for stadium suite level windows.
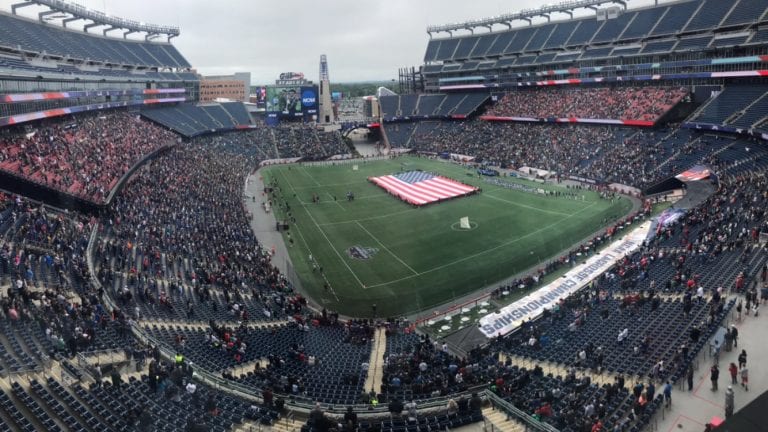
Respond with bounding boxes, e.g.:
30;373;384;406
199;80;247;102
0;78;148;93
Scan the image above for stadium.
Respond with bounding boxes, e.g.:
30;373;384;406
0;0;767;431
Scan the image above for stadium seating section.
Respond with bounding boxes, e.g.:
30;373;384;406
0;53;197;81
141;103;252;137
689;84;768;130
423;0;768;71
378;93;489;120
0;110;177;203
484;87;688;123
0;13;190;69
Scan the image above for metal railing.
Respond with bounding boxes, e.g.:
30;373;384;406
484;391;560;432
75;348;125;371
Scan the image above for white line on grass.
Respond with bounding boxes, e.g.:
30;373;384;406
279;168;366;288
280;170;358;294
483;192;583;217
291;180;366;190
318;207;418;227
355;221;418;275
291;217;340;302
304;206;367;288
300;165;322;187
363;201;598;289
296;193;390;207
326;192;346;211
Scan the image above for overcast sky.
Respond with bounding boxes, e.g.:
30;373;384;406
1;0;659;84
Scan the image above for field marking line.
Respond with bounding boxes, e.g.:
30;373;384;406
363;201;597;289
292;187;367;289
326;192;346;211
296;193;391;207
270;170;308;206
355;221;418;276
286;159;405;190
317;207;418;227
305;210;366;289
291;180;367;190
300;165;322;187
347;193;390;201
482;180;597;204
276;168;346;299
271;170;342;300
290;216;340;302
483;191;585;217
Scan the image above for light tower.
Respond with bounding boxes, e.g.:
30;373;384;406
318;54;334;124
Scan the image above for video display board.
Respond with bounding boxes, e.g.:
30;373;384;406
265;85;318;119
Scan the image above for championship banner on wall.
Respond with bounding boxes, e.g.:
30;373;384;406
478;221;652;338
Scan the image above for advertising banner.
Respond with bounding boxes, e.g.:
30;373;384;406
478;221;652;338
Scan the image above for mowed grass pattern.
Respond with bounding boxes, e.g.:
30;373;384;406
262;157;632;318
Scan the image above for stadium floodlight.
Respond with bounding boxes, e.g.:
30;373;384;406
25;0;180;38
426;0;627;35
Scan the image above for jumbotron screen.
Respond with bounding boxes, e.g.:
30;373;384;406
266;85;318;118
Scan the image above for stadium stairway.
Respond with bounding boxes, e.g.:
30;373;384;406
255;413;303;432
650;135;703;175
363;327;387;394
269;129;281;159
687;94;719;121
481;406;526;432
222;110;240;128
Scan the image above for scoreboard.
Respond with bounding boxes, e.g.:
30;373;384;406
265;72;318;121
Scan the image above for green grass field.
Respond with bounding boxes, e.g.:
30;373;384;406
261;157;633;318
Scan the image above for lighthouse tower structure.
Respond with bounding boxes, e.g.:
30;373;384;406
318;54;334;124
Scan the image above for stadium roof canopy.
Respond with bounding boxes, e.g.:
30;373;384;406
426;0;627;36
12;0;180;40
377;87;397;97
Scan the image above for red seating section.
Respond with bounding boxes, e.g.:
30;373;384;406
0;111;177;203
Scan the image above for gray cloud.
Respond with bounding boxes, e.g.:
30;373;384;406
1;0;659;84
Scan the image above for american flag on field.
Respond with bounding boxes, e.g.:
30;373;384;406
369;171;478;206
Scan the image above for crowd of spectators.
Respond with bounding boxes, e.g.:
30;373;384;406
272;125;349;160
578;127;683;188
411;121;617;174
381;323;660;431
653;172;768;254
0;195;134;361
194;129;279;161
95;136;298;324
485;87;688;122
1;198;92;295
576;127;737;189
0;110;177;203
408;120;739;189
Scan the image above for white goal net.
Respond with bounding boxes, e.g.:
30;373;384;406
459;216;470;230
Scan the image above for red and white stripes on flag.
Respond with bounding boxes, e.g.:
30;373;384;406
369;172;478;206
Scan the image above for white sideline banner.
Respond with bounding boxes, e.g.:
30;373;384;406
478;221;652;338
